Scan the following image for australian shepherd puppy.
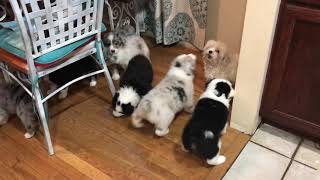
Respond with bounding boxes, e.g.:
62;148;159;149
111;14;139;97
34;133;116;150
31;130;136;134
0;83;38;139
103;26;150;80
182;78;235;165
132;54;196;137
112;54;153;117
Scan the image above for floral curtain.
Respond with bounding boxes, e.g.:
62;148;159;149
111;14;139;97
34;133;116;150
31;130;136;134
143;0;208;49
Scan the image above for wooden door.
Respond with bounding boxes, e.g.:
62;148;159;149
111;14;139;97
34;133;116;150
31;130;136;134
260;2;320;139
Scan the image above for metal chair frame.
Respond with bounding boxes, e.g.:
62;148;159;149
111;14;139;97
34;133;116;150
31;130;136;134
0;0;115;155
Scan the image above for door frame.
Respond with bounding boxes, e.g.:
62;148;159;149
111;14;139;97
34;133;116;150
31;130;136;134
230;0;282;134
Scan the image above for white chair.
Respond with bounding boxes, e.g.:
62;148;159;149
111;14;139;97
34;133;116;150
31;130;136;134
0;0;115;155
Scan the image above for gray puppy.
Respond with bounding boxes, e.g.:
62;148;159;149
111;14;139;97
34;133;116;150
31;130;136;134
132;54;196;136
0;84;38;139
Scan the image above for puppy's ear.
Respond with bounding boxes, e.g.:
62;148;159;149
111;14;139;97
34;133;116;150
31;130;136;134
217;42;228;59
187;53;196;60
203;40;215;51
228;88;235;99
102;33;111;46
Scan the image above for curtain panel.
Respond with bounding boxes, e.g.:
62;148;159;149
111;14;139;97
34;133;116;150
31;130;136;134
144;0;208;49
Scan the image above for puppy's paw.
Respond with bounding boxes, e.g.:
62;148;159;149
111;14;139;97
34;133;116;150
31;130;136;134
47;87;57;95
207;155;226;166
112;73;120;81
155;128;169;137
113;110;124;117
90;80;97;87
132;118;144;128
58;92;68;99
0;117;8;125
24;131;35;139
181;145;189;152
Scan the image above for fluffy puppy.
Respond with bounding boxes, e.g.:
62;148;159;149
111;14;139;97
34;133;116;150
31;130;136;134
48;56;98;99
0;84;38;139
182;79;234;165
132;54;196;136
202;40;239;85
103;26;150;80
112;54;153;117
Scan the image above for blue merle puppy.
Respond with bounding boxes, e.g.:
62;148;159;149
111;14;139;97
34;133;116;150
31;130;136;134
182;78;234;165
103;25;149;81
0;84;38;139
132;54;196;137
112;54;153;117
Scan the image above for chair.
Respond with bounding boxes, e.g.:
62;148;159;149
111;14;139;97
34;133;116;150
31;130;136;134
104;0;140;35
0;0;116;155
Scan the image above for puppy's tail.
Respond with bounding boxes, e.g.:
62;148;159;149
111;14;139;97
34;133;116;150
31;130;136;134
190;131;220;159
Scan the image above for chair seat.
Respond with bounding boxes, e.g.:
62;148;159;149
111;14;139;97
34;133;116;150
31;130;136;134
0;21;107;72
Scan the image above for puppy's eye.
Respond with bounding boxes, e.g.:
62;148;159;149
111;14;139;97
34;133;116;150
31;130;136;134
105;42;111;46
117;101;120;106
216;50;220;53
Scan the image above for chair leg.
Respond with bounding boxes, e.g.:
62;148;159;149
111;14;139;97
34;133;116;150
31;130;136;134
33;83;54;155
96;42;116;96
1;63;12;83
135;12;141;35
105;0;115;31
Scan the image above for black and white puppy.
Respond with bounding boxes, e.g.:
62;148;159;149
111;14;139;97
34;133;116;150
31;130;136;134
48;56;99;99
112;54;153;117
182;78;234;165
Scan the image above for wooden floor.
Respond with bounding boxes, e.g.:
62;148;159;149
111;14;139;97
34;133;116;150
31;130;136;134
0;45;250;180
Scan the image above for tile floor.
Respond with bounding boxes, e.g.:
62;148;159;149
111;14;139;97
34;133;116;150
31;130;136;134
223;124;320;180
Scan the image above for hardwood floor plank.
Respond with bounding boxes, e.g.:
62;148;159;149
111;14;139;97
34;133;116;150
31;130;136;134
0;148;41;180
0;131;67;179
0;160;25;180
55;145;112;180
54;109;177;179
1;123;90;180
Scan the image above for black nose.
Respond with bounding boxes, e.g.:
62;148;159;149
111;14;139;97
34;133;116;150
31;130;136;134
111;49;115;53
208;50;213;54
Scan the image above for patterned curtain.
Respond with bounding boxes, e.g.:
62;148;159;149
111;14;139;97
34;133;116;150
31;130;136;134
144;0;208;49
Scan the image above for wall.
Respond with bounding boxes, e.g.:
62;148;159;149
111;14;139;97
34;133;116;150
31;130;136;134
230;0;282;134
206;0;247;54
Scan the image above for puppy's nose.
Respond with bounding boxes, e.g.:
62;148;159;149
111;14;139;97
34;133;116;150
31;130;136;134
110;49;115;53
208;50;213;54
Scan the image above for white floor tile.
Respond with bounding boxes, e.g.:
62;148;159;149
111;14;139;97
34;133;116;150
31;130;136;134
223;142;290;180
284;161;320;180
251;124;301;157
295;139;320;170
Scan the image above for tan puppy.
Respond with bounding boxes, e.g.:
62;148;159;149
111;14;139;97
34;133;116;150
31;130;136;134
202;40;239;85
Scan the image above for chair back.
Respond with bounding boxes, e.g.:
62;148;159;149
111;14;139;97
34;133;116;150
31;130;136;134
9;0;104;58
